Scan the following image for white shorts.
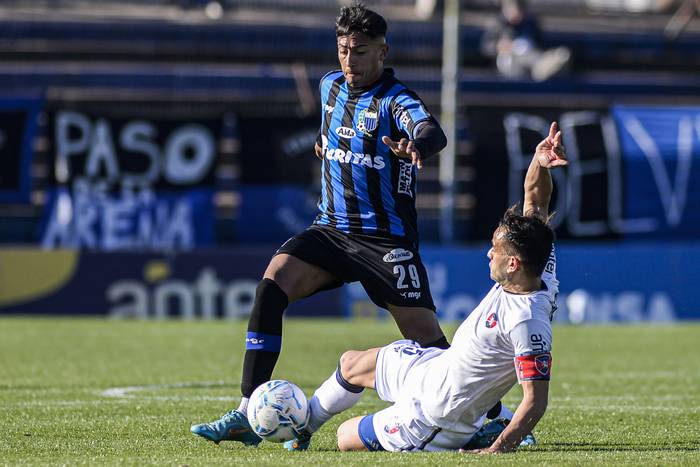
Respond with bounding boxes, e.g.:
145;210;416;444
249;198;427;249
370;340;483;452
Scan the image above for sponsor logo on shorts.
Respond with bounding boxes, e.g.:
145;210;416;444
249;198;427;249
383;248;414;263
535;354;551;376
336;126;356;139
384;423;401;435
400;291;422;299
485;312;498;328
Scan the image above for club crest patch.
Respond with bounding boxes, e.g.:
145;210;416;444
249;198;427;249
535;354;551;375
357;109;378;135
384;423;401;435
485;312;498;328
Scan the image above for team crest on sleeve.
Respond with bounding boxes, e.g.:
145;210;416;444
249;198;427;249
515;352;552;381
485;312;498;328
357;109;378;136
535;354;551;376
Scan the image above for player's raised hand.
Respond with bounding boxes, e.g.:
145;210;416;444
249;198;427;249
535;122;568;168
381;136;423;169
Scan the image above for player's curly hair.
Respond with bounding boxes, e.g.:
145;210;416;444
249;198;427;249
336;3;387;39
498;205;554;277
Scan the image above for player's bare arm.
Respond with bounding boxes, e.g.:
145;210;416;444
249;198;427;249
314;142;323;159
476;380;549;454
523;121;567;219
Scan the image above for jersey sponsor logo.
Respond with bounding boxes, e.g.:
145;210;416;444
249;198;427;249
485;312;498;328
397;160;413;196
395;104;412;129
515;352;552;381
324;104;335;114
335;126;357;139
383;248;414;263
544;248;556;275
322;145;385;169
357;109;378;135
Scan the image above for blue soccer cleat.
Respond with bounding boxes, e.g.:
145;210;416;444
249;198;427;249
520;432;537;447
190;409;262;446
284;429;313;451
462;418;536;450
462;418;509;450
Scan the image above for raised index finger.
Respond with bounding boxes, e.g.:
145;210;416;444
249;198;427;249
549;121;558;140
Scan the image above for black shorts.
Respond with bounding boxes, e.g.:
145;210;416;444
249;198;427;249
276;225;435;311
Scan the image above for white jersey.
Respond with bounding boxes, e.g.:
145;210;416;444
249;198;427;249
373;248;558;451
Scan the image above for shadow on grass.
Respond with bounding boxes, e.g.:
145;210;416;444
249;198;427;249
539;441;700;452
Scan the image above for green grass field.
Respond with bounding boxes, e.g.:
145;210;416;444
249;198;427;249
2;318;699;465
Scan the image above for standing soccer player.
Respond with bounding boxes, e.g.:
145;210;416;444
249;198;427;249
191;4;450;447
298;123;566;453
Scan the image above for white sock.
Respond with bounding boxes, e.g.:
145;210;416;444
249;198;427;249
238;397;249;414
306;370;363;433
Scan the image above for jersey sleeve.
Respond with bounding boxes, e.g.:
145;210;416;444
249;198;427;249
390;91;432;139
510;319;553;382
542;245;558;297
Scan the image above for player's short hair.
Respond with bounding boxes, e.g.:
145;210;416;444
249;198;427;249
335;3;387;39
498;206;554;277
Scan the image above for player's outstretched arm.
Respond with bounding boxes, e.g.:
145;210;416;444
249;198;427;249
488;380;549;453
523;121;567;220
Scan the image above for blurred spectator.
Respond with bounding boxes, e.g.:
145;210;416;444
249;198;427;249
481;0;571;81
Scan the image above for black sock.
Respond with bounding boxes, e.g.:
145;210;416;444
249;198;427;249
240;278;289;397
486;400;502;419
423;335;450;349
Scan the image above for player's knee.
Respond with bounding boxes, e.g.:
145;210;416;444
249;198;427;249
338;350;359;381
248;278;288;330
336;422;359;451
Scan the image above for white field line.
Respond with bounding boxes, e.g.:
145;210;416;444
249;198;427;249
6;399;696;413
100;381;228;398
5;381;698;412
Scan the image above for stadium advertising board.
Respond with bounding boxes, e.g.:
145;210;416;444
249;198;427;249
0;97;42;203
468;105;700;240
237;185;318;242
345;243;698;323
41;110;220;250
0;249;341;318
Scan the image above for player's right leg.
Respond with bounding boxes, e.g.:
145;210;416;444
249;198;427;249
190;251;337;445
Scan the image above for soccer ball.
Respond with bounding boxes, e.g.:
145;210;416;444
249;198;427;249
246;380;310;443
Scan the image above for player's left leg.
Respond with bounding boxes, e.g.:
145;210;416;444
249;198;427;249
284;348;379;451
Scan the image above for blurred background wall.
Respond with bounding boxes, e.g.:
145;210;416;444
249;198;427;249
0;0;697;322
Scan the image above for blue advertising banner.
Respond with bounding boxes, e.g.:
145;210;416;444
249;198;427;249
40;109;221;250
344;243;698;323
0;248;341;318
611;106;700;237
237;185;318;243
40;188;214;250
0;97;42;203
